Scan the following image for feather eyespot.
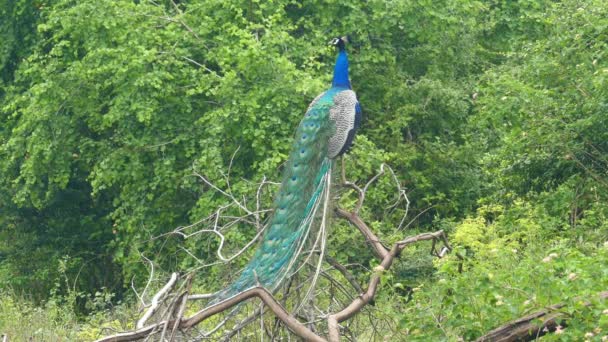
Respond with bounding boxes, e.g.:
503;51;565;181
300;149;305;154
291;176;297;181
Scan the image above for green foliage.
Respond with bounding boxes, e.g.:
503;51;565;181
0;0;47;88
0;289;135;341
1;0;608;339
473;0;608;199
0;266;135;341
401;205;608;340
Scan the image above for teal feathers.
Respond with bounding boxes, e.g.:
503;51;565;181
212;93;336;302
211;37;359;305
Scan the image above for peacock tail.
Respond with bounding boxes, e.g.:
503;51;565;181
210;37;361;305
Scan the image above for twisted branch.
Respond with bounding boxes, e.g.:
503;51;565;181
327;230;451;342
96;160;454;341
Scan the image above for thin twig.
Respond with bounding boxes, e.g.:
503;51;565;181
138;253;155;309
324;256;364;294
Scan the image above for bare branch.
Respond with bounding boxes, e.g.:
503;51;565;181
95;287;326;342
400;205;435;231
335;208;388;260
137;272;179;329
193;171;253;217
355;163;386;213
327;230;450;342
476;291;608;342
324;256;364;295
168;0;204;43
98;159;456;341
340;158;364;213
188;293;216;301
137;253;155;309
169;275;193;340
221;306;267;341
383;164;410;229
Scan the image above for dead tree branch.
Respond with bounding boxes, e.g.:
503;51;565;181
335;208;389;260
476;291;608;342
324;255;364;294
96;160;454;341
136;272;178;329
220;306;267;341
95;287;326;342
327;230;451;342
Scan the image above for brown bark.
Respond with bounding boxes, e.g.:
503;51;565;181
325;255;364;294
95;287;326;342
335;208;389;260
476;291;608;342
97;163;453;341
327;230;451;341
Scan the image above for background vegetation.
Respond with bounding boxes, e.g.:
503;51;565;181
1;0;607;340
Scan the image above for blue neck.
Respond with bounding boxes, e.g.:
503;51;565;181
332;50;351;89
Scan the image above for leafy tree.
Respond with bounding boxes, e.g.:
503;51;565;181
1;0;607;340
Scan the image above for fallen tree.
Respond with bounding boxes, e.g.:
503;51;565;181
477;291;608;342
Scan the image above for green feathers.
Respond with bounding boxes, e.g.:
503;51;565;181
212;90;339;302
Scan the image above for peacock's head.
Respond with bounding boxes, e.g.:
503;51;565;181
329;36;349;51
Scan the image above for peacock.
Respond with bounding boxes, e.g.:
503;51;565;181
211;36;361;306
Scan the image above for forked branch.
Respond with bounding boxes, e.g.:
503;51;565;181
95;287;325;342
96;161;454;341
327;230;450;342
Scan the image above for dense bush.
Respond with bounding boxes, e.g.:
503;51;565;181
1;0;607;339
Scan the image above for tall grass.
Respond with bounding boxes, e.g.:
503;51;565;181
0;289;136;341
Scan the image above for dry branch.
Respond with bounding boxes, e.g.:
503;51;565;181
168;275;193;340
95;287;326;342
327;230;451;342
325;255;364;294
221;306;267;341
476;291;608;342
335;208;388;260
136;272;178;329
96;161;454;341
